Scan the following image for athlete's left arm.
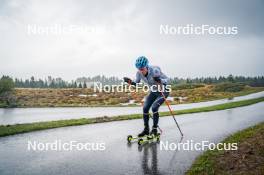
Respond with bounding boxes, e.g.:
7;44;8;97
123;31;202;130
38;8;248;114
153;67;169;84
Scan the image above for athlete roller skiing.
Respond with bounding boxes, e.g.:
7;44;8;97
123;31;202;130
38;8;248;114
124;56;170;138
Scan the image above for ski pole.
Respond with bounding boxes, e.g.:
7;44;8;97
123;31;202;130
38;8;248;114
158;83;183;137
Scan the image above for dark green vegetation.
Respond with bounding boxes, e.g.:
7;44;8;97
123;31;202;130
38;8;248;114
186;122;264;175
1;97;264;137
14;75;122;88
0;76;16;107
12;75;264;88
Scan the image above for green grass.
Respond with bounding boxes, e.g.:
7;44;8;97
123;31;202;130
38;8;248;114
186;121;264;175
0;101;8;108
0;97;264;137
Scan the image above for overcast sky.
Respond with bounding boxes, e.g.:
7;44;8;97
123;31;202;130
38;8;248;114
0;0;263;81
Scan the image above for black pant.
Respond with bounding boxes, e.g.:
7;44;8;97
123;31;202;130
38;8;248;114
143;91;169;128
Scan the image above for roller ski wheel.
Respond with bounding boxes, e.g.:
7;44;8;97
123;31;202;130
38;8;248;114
127;135;133;143
138;138;144;145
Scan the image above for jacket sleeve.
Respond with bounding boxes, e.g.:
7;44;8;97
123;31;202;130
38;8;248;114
152;66;169;84
160;77;169;84
135;71;141;83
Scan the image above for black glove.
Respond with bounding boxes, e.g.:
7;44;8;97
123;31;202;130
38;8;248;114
123;77;132;84
123;77;137;86
153;77;161;83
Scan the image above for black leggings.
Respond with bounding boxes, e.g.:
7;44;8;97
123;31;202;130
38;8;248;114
143;91;169;128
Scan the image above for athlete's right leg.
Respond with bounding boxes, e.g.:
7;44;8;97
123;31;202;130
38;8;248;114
143;92;157;128
138;92;157;137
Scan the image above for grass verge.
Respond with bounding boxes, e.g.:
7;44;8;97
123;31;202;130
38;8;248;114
0;97;264;137
186;122;264;175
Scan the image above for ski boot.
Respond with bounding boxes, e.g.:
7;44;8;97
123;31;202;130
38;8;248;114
138;127;149;137
138;127;160;145
150;127;158;136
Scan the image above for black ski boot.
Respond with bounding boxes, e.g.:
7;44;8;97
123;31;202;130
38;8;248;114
150;127;158;136
138;127;149;137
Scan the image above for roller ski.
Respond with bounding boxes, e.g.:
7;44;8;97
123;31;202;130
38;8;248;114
127;127;161;145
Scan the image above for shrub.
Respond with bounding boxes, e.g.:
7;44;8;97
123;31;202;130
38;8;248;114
0;76;16;107
0;76;14;95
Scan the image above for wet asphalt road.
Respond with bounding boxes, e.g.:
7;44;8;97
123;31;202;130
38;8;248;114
0;102;264;175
